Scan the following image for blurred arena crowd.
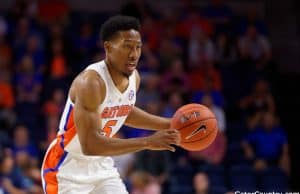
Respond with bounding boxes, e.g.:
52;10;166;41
0;0;291;193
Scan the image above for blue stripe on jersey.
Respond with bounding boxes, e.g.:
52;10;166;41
63;105;73;131
43;179;47;194
43;151;68;174
42;151;68;193
60;134;65;149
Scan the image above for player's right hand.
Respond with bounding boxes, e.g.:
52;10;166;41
145;129;181;152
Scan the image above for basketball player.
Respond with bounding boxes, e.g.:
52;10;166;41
41;15;181;194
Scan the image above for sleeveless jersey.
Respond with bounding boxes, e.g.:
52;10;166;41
56;60;136;155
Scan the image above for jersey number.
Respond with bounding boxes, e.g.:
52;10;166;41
102;120;117;137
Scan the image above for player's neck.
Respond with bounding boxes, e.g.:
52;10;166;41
105;59;129;89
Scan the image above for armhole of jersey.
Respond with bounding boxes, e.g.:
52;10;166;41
133;70;139;91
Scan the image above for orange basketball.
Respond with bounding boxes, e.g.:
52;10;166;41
171;103;218;151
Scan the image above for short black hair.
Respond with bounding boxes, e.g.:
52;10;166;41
100;15;141;42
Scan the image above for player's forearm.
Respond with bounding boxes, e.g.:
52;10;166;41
82;133;150;156
125;106;170;130
75;104;150;156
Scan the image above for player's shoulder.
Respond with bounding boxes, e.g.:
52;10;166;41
78;69;104;88
74;69;106;109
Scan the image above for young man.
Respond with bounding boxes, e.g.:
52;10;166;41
41;15;181;194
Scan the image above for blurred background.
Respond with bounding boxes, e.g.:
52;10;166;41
0;0;299;193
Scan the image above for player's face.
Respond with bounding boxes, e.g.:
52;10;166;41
106;29;142;77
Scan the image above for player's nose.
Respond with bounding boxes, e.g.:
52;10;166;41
128;47;140;60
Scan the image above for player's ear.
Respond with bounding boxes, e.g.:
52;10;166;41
104;41;110;53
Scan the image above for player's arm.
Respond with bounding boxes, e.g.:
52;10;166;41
74;71;179;156
125;70;170;130
125;106;170;130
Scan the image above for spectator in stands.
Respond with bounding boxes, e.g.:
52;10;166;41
160;58;190;95
75;22;97;55
49;39;68;81
14;55;42;130
162;92;184;118
43;88;65;118
138;44;161;75
12;125;38;166
141;16;161;51
0;56;16;129
242;111;290;175
46;23;74;75
41;116;59;149
16;34;45;75
191;71;224;107
203;0;233;33
15;55;42;104
0;47;11;85
237;6;268;35
215;32;237;67
0;126;11;149
158;36;182;69
193;172;210;194
0;154;28;194
176;9;214;39
13;17;32;54
46;37;69;89
134;150;171;185
42;88;65;148
136;73;161;108
238;24;272;71
189;94;227;166
14;150;43;193
1;145;42;193
143;181;161;194
10;0;38;20
187;27;215;69
72;21;97;69
0;17;11;65
189;59;222;92
239;79;275;129
161;7;179;28
129;171;162;194
46;23;71;56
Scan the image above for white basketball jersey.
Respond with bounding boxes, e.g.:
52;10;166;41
56;60;137;155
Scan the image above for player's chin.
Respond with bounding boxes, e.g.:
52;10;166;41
123;67;136;76
122;69;134;77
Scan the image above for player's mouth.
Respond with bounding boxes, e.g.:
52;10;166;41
126;62;137;71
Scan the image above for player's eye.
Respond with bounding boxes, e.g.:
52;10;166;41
124;44;132;49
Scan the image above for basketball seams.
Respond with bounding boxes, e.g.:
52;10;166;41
174;117;216;130
174;107;215;123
